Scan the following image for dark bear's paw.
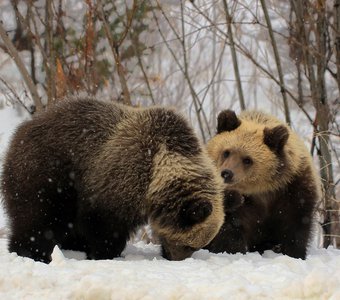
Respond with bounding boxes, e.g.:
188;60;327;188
179;199;212;228
224;190;245;211
8;237;53;263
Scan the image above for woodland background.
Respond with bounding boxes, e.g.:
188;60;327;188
0;0;339;248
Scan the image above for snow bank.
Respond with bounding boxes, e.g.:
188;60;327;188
1;238;340;299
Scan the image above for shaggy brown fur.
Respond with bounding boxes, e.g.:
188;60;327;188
1;97;224;263
205;110;321;259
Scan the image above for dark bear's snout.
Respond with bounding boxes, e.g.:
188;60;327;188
161;239;197;261
221;169;234;183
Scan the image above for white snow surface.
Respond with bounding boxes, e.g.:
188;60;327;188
0;239;340;299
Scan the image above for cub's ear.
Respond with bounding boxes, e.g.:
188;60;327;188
217;110;241;134
263;125;289;153
179;199;212;228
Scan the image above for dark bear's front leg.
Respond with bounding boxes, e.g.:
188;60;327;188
6;189;72;263
77;207;129;260
8;217;57;263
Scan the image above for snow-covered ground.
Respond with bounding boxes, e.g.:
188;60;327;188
1;238;340;299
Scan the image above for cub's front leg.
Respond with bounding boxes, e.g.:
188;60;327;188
204;190;247;254
224;190;245;211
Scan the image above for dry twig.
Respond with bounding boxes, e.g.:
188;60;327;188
0;21;43;111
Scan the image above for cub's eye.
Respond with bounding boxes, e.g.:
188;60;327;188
243;157;253;165
223;150;230;159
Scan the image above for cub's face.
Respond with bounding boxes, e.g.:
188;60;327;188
207;110;289;195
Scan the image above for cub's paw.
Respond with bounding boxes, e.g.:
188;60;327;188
224;190;245;211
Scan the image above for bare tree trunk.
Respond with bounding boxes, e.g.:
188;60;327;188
296;61;304;106
222;0;246;111
315;2;339;248
334;0;340;91
11;0;37;86
85;0;96;95
211;4;217;131
292;0;339;247
0;21;43;111
260;0;290;124
46;1;56;105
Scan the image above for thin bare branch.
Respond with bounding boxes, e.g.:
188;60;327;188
189;3;314;124
154;2;210;141
130;32;156;105
179;2;208;142
259;0;290;124
222;0;246;110
97;0;132;105
0;21;43;111
0;77;34;114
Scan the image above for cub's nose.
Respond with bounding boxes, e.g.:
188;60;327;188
221;169;234;183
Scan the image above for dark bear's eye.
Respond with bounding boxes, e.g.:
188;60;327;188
243;157;253;165
223;150;230;159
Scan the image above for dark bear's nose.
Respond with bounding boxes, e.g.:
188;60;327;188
221;169;234;183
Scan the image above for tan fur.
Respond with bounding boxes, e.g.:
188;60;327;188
207;111;321;197
148;144;225;250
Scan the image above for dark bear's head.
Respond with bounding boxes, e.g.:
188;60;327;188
147;145;224;261
207;110;290;195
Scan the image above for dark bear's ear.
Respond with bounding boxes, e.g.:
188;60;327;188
263;125;289;153
217;110;241;134
179;200;212;228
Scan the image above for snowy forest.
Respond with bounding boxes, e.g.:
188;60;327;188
0;0;340;299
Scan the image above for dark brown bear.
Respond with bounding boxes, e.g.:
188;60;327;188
205;110;321;259
1;97;224;263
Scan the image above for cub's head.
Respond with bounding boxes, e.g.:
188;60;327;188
207;110;290;195
147;145;224;261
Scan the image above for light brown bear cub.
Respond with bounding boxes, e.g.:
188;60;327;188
205;110;321;259
1;97;224;263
